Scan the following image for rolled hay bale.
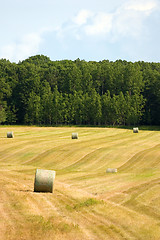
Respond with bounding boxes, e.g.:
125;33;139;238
133;127;139;133
106;168;117;173
72;133;78;139
7;131;14;138
34;169;56;193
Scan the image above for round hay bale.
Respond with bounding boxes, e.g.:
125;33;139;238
34;169;56;193
7;131;14;138
72;133;78;139
106;168;117;173
133;127;139;133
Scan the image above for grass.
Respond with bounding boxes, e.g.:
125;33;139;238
65;198;101;211
0;126;160;239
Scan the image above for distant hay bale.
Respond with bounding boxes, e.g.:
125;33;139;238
106;168;117;173
133;127;139;133
72;133;78;139
34;169;56;193
7;131;14;138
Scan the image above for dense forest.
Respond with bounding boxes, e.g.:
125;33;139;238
0;55;160;126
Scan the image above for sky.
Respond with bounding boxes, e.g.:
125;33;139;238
0;0;160;63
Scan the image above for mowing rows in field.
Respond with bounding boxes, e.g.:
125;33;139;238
0;127;160;240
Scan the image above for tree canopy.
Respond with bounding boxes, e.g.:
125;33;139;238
0;55;159;126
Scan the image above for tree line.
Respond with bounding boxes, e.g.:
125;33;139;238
0;55;160;126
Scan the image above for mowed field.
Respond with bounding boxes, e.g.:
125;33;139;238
0;126;160;240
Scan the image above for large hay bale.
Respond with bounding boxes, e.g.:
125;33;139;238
7;131;14;138
72;133;78;139
34;169;56;193
133;127;139;133
106;168;117;173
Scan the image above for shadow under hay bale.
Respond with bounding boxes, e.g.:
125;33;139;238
133;127;139;133
72;133;78;139
34;169;56;193
7;131;14;138
106;168;117;173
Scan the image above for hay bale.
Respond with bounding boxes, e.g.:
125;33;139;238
133;127;139;133
7;131;14;138
106;168;117;173
34;169;56;193
72;133;78;139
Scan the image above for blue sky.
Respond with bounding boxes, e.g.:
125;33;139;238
0;0;160;63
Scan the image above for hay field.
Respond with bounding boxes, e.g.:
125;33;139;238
0;126;160;240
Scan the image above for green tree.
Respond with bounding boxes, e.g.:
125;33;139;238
114;92;127;125
40;81;54;125
142;68;160;125
101;91;112;125
72;91;84;125
24;92;41;125
52;86;65;124
0;104;6;124
6;105;17;124
16;62;41;123
82;89;102;125
125;92;145;125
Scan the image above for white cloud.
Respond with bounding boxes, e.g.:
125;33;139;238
112;10;141;39
1;0;159;62
84;12;113;36
73;9;93;26
125;0;157;12
111;0;158;40
55;0;158;44
0;32;43;62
